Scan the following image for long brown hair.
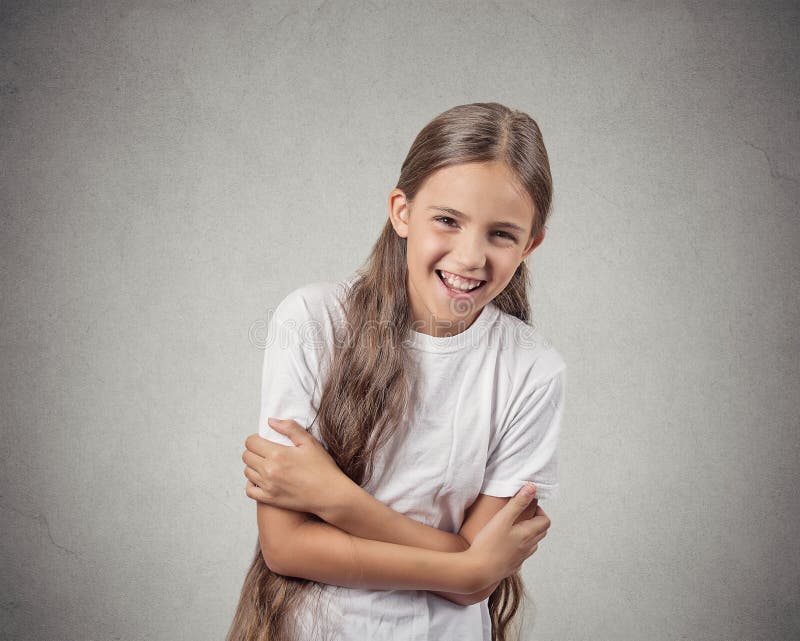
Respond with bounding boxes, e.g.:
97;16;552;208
226;102;554;641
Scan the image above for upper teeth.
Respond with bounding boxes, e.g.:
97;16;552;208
440;270;483;291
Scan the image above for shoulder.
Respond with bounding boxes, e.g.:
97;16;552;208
273;279;349;327
269;280;352;359
492;308;567;387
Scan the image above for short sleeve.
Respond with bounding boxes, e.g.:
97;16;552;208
256;295;324;447
480;367;566;500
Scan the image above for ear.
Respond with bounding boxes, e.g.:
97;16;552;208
387;188;411;239
521;226;546;261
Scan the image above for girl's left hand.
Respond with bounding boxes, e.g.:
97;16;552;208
242;418;348;517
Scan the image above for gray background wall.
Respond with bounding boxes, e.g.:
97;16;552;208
1;1;798;640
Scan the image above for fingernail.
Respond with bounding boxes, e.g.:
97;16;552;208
523;484;536;498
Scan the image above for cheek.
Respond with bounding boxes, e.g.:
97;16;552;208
409;235;444;267
500;255;520;272
485;254;521;284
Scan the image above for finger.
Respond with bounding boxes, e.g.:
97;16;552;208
241;449;264;469
519;541;540;564
535;506;551;530
522;509;552;537
503;484;537;522
245;433;279;457
513;498;539;525
243;465;264;487
267;418;308;446
245;479;272;502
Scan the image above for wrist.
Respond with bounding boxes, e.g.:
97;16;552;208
317;474;358;524
459;549;491;594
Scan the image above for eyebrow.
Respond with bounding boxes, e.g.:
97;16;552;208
428;206;528;234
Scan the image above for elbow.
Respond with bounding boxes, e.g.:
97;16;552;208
464;582;500;606
456;591;488;607
259;523;307;578
447;593;476;607
437;589;490;607
258;520;299;577
256;502;308;577
468;589;494;606
259;540;288;576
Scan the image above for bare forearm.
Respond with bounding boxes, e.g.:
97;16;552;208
274;517;483;594
319;480;493;605
431;577;498;605
433;580;502;606
321;479;469;553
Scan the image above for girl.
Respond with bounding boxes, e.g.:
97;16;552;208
228;102;566;641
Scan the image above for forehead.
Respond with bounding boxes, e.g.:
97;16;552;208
416;161;534;222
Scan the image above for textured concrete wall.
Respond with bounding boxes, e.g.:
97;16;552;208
1;1;797;640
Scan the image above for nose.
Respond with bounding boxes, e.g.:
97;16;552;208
452;230;487;273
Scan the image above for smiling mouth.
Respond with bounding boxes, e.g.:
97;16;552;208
436;269;487;292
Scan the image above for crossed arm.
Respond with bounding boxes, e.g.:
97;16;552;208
258;475;538;606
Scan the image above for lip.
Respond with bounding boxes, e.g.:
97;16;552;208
438;269;486;285
435;269;487;299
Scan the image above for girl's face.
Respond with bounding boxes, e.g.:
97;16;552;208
388;160;545;337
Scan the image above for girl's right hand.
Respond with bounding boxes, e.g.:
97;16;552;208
464;484;551;590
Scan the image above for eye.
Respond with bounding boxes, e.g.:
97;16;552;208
435;217;518;242
494;230;517;242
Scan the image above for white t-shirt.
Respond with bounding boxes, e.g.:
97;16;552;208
256;276;567;641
